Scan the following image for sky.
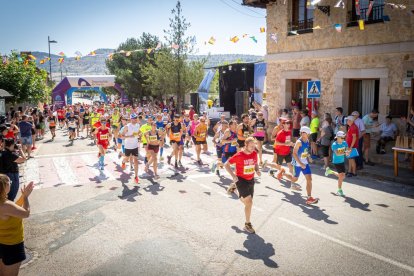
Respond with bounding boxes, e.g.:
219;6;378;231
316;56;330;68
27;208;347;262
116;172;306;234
0;0;266;57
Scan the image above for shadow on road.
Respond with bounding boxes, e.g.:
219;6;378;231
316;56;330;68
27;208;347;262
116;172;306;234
143;183;165;195
266;186;338;225
118;182;141;202
231;226;278;268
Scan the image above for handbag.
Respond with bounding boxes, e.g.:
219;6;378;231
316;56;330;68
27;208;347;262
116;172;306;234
347;148;359;158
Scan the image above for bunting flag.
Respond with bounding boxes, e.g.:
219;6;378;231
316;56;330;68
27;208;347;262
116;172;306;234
230;36;239;43
366;1;374;19
171;43;180;49
312;25;322;30
146;48;153;54
260;27;265;33
270;33;278;43
17;56;23;62
2;56;8;64
125;51;131;57
358;19;365;30
24;60;29;65
208;36;216;45
58;52;65;57
250;36;258;43
242;34;249;38
45;57;51;61
88;51;96;56
39;59;45;64
74;51;82;57
75;56;81;61
58;57;64;63
335;24;342;32
108;53;114;61
155;42;162;50
28;54;37;60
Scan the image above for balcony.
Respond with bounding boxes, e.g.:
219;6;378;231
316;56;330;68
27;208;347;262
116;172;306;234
288;18;314;35
347;4;385;27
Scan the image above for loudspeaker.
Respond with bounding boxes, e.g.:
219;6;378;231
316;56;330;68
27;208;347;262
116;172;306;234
190;93;199;113
235;91;249;117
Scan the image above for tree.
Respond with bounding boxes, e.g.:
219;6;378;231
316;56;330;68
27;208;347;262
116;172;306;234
106;33;160;100
0;52;50;104
164;0;195;111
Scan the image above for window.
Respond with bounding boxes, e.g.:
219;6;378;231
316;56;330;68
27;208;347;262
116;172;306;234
348;0;385;27
389;100;409;118
348;79;379;115
289;0;314;35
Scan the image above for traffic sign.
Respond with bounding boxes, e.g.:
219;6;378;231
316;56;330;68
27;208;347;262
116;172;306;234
307;80;321;99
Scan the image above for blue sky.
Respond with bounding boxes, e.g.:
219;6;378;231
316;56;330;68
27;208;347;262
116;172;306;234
0;0;266;56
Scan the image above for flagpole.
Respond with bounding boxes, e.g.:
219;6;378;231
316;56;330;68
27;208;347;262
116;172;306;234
60;63;63;81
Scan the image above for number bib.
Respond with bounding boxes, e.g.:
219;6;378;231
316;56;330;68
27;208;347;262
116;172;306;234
173;132;181;139
100;134;108;140
337;147;346;156
256;127;264;132
243;132;249;138
200;132;206;138
231;140;238;147
243;165;255;175
301;152;309;159
149;135;157;142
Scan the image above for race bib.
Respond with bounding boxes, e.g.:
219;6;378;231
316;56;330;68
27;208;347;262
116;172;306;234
301;152;309;159
132;132;138;137
200;132;206;138
100;134;108;140
163;121;168;125
149;135;157;141
257;127;264;132
243;165;255;175
243;131;249;138
231;140;238;147
285;136;291;143
173;132;180;138
337;147;346;156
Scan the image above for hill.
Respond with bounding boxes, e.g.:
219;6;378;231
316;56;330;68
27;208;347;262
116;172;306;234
31;49;263;81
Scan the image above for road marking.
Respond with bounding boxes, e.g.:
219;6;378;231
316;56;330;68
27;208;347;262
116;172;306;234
52;157;79;185
253;206;264;212
81;154;116;181
199;183;212;190
278;217;414;273
24;158;41;186
35;151;98;159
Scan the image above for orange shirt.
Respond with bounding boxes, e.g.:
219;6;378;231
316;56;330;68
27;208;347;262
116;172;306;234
195;124;207;142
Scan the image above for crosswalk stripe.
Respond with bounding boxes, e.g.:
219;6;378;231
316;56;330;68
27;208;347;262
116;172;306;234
81;154;116;182
24;158;41;188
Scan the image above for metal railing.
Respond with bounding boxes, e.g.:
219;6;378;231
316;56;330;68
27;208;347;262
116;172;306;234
288;18;314;35
347;4;385;26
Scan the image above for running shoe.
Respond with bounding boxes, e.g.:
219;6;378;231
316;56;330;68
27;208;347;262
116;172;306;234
121;162;126;170
306;197;318;205
244;222;255;234
336;189;345;197
291;184;302;191
216;169;220;176
227;183;237;195
211;161;217;173
134;176;139;184
325;167;334;177
118;152;122;159
175;161;178;168
178;160;183;167
160;156;164;161
99;165;104;171
269;169;276;177
261;160;267;171
154;175;160;180
346;172;353;178
197;159;203;166
276;169;285;180
167;155;172;165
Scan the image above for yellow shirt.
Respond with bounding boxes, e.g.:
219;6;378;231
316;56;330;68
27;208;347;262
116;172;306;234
0;216;24;245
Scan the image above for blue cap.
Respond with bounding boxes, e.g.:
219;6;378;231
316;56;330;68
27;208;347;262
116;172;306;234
130;113;138;119
163;109;168;112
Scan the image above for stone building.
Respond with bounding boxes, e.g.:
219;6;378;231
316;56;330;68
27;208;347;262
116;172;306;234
244;0;414;122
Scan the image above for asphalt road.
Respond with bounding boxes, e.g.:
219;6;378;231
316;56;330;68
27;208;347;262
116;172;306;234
18;127;414;276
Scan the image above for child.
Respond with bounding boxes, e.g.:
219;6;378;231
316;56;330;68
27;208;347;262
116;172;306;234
325;131;348;197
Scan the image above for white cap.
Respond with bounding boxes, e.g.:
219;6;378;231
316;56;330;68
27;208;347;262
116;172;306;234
346;115;355;121
335;131;346;138
300;126;311;134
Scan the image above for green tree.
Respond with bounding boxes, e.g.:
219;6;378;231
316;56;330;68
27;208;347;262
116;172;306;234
0;52;49;103
106;33;160;100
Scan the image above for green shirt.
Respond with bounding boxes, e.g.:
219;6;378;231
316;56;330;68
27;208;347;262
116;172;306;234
310;117;320;134
140;124;152;144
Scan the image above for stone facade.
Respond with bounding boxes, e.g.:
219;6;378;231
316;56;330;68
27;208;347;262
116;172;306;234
261;0;414;122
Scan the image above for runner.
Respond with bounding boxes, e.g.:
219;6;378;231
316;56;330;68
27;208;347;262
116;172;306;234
155;114;166;161
144;122;165;179
189;114;200;149
47;112;57;141
224;137;261;234
211;120;228;175
111;108;121;150
166;114;183;168
90;109;101;143
66;112;79;142
252;111;266;166
237;113;252;150
325;131;349;196
121;113;140;183
82;108;91;137
182;114;191;149
200;112;210;153
140;116;154;165
94;118;112;170
117;117;128;158
57;107;65;129
194;116;208;165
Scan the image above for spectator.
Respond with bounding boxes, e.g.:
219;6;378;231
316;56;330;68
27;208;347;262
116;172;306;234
309;111;320;158
189;105;195;121
362;109;379;166
0;174;34;275
292;107;301;140
346;115;359;177
17;115;33;158
334;107;346;134
291;99;299;110
351;111;366;170
318;114;334;169
0;139;26;201
300;110;310;127
376;116;398;154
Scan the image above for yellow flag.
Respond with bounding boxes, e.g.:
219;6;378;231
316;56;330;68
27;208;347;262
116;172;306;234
146;48;153;54
208;36;216;45
58;57;64;63
260;27;265;33
40;59;45;64
28;54;36;60
230;36;239;43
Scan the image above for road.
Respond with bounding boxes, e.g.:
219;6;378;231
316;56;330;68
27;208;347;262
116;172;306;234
18;127;414;276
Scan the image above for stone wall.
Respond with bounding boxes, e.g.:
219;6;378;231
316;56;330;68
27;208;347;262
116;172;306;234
266;0;414;54
266;51;414;122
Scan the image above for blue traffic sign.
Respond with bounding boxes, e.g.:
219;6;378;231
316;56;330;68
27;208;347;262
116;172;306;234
307;80;321;99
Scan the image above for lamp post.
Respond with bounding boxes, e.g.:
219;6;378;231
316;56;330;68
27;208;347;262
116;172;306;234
48;36;57;82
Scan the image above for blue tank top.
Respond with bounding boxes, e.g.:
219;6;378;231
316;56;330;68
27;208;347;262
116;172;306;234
156;121;165;130
293;138;310;166
224;131;237;153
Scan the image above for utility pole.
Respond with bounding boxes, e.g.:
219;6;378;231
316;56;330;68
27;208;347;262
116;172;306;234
48;36;57;82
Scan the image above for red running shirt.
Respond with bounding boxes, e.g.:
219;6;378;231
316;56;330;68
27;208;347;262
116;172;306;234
96;128;110;148
275;129;292;155
228;150;258;180
346;124;359;148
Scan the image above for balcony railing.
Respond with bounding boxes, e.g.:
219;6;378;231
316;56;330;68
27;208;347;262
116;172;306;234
347;4;385;26
288;18;314;35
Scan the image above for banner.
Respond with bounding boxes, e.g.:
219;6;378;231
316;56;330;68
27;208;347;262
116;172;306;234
197;70;216;93
254;62;267;105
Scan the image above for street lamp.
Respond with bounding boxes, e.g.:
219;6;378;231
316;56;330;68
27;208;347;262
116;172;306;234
48;36;57;82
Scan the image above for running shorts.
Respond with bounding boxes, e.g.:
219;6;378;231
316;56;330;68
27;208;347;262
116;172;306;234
293;164;312;177
237;139;245;148
235;177;255;199
276;154;292;165
334;163;346;174
255;136;264;142
148;144;160;154
0;242;26;265
125;147;139;157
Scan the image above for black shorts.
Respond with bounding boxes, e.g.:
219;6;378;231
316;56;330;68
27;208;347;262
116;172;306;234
195;140;207;145
320;145;330;157
334;163;346;174
125;147;139;157
58;118;65;122
236;177;255;198
292;129;300;138
310;133;318;142
68;127;76;132
237;140;245;148
276;154;292;165
83;120;89;125
255;136;264;141
216;146;223;158
0;242;26;265
49;126;56;130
